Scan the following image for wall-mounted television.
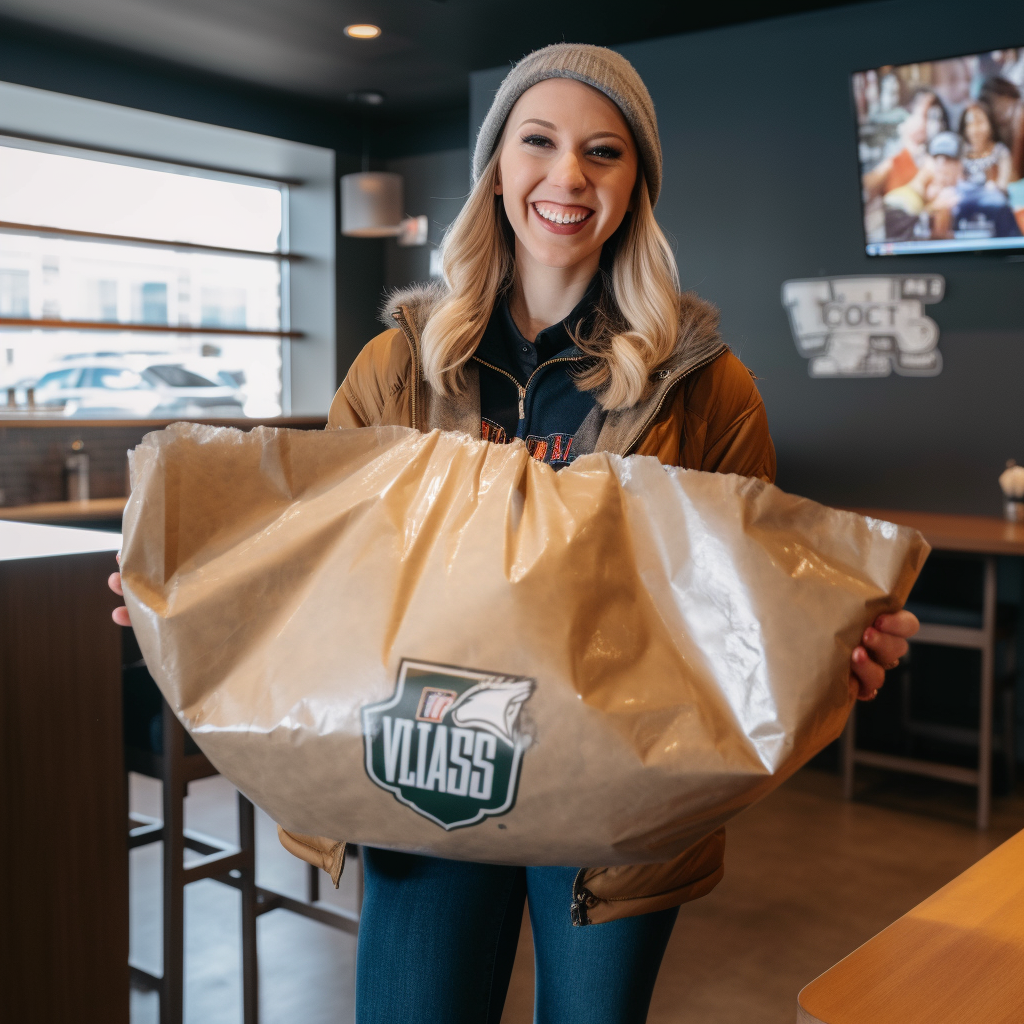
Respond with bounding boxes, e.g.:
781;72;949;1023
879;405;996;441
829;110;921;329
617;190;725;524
853;48;1024;255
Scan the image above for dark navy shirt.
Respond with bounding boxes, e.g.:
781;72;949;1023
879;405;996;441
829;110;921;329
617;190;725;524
473;276;601;467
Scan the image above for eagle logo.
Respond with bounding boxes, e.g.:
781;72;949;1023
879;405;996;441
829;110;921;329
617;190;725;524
362;660;535;830
448;680;534;745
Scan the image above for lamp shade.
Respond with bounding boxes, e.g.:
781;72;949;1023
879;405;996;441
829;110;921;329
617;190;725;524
341;172;403;237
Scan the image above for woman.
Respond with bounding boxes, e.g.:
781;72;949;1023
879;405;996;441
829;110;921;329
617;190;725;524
110;44;918;1024
863;88;948;200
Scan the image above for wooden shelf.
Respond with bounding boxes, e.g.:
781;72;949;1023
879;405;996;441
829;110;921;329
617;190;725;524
0;497;128;524
0;316;301;337
0;219;300;261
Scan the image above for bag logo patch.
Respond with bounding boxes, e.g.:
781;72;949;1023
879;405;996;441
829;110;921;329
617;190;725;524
362;660;535;829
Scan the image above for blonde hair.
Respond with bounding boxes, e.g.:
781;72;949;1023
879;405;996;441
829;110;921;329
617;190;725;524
420;150;681;412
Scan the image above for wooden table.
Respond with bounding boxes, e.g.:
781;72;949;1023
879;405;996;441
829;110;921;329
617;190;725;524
843;509;1024;830
852;509;1024;557
0;520;127;1023
797;827;1024;1023
0;496;128;524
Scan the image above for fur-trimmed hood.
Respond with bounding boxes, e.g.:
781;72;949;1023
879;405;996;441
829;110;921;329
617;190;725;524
379;280;726;382
376;280;729;458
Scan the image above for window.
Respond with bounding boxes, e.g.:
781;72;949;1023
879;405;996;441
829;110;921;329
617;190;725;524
0;139;293;419
89;279;118;321
0;269;30;316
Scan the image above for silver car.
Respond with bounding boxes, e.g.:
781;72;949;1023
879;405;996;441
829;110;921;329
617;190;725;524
32;360;246;418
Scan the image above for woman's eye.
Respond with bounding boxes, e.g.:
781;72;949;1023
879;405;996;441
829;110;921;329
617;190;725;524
588;145;622;159
521;134;553;148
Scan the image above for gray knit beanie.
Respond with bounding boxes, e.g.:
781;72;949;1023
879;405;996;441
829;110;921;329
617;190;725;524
473;43;662;206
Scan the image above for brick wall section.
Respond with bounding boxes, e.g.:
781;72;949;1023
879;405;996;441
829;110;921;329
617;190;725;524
0;418;327;507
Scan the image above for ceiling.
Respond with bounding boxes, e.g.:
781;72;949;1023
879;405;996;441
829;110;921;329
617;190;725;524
0;0;883;113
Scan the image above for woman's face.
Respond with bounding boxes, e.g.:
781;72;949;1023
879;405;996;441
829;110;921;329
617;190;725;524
925;102;946;141
879;74;899;111
963;106;993;149
495;78;639;272
903;95;936;146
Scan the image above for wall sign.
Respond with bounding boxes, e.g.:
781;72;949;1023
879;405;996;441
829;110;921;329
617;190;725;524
782;275;944;378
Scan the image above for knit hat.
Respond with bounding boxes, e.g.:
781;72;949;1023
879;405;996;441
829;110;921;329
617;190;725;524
473;43;662;206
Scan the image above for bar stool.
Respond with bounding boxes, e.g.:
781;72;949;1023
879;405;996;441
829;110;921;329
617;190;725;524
898;601;1016;792
842;554;1017;829
124;658;360;1024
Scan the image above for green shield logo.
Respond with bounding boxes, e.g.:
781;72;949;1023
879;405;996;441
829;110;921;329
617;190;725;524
362;659;535;829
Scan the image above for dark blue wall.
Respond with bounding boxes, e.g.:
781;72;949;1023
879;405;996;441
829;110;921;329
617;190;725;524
473;0;1024;514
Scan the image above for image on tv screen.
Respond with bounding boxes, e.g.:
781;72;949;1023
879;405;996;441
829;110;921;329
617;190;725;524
853;48;1024;255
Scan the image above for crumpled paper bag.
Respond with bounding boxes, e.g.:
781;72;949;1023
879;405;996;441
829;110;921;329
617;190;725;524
121;423;928;866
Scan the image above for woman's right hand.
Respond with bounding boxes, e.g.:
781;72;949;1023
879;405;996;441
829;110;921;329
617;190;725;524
108;554;132;627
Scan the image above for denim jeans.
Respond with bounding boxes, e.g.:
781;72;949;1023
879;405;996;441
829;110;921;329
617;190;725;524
355;848;679;1024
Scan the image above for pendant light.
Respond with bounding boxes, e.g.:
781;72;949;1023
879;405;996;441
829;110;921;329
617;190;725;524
341;172;428;245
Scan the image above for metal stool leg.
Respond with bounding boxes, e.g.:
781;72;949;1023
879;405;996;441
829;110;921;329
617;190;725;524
161;704;186;1024
238;794;259;1024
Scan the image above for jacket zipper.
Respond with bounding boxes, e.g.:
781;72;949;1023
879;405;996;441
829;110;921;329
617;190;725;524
620;350;723;456
570;868;596;927
391;307;418;429
396;304;722;458
472;354;585;436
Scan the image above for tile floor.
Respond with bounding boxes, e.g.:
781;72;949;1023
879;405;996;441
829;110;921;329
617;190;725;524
129;768;1022;1024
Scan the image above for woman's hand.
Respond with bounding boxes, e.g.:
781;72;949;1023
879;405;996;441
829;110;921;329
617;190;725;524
850;610;919;700
108;554;132;627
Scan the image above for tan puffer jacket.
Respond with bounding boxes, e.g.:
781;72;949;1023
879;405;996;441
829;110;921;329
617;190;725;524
279;283;776;925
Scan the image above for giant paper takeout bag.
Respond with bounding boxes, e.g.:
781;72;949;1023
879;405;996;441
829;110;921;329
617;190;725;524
122;423;928;866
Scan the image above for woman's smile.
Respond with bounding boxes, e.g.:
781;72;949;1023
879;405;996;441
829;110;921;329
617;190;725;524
531;201;595;233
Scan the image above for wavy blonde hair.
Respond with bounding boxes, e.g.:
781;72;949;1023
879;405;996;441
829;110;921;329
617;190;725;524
419;149;681;411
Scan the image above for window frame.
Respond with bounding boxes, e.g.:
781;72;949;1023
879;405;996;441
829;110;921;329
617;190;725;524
0;80;335;417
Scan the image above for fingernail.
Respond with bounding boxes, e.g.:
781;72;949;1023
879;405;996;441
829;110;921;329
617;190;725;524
864;628;875;642
854;648;864;662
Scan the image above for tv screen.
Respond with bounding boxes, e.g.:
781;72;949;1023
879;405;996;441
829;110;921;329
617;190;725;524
853;48;1024;255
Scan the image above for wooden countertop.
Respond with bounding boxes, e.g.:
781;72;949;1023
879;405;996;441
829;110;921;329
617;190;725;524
0;415;327;429
849;508;1024;557
0;496;128;524
797;827;1024;1024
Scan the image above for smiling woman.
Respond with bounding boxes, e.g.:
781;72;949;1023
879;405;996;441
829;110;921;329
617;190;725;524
105;39;919;1024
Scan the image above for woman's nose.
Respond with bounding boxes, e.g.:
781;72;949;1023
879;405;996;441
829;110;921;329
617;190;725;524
548;150;587;191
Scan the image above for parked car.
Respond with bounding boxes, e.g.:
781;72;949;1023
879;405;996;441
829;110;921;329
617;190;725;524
30;359;246;418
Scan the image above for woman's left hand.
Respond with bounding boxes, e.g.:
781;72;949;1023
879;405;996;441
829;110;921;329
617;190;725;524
850;610;920;701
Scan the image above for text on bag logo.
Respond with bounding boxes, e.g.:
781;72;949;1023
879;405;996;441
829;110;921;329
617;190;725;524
361;660;535;829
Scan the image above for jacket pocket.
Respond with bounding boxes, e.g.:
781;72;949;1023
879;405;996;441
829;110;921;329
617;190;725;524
571;828;726;926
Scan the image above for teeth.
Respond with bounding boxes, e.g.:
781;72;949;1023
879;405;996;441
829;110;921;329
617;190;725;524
535;204;589;225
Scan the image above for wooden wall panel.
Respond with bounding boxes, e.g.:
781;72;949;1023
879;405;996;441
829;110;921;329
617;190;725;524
0;551;127;1023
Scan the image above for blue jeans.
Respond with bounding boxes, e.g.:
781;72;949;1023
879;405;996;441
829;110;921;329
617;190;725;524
355;849;679;1024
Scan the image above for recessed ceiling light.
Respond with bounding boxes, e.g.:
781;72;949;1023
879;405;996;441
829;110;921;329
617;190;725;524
347;91;386;106
344;24;381;39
